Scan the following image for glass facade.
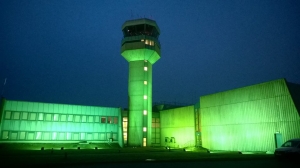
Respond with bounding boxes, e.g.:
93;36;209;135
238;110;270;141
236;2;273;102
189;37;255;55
122;24;159;38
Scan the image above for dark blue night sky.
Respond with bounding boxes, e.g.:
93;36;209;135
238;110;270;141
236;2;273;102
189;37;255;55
1;0;300;108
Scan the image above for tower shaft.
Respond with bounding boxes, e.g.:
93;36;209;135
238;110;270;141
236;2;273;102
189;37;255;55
128;60;152;146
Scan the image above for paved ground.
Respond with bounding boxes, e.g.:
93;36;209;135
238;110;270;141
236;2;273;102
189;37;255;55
68;159;299;168
0;143;297;168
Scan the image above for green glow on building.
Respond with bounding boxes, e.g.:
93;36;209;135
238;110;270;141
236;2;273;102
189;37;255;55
200;79;300;152
160;106;195;148
0;16;299;153
0;99;122;146
121;19;161;147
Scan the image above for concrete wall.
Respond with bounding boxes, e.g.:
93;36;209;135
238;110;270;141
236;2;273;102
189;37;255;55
160;105;195;148
200;79;300;152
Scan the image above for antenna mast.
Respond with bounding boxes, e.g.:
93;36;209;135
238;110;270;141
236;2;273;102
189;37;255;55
1;78;7;97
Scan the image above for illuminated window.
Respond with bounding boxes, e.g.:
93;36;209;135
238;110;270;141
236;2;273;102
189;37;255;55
74;115;80;122
93;133;99;140
53;114;59;121
141;39;144;42
27;132;34;140
2;131;9;139
145;39;149;45
80;133;85;140
58;132;65;140
114;117;118;124
143;138;146;147
29;113;36;120
143;110;147;115
43;132;50;140
99;133;105;140
152;122;161;127
66;133;71;140
4;111;11;119
13;112;20;120
94;116;99;122
144;95;148;99
123;117;128;132
88;116;94;122
45;114;52;121
107;117;112;124
143;127;147;132
60;114;67;122
73;133;79;140
87;133;93;140
11;132;18;140
144;81;147;85
67;115;73;122
36;132;42;140
52;132;57;140
144;67;148;71
19;132;26;140
38;113;43;121
81;115;87;122
150;41;155;46
22;112;28;120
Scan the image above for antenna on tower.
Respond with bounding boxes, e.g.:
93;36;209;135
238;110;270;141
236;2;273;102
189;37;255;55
1;78;7;97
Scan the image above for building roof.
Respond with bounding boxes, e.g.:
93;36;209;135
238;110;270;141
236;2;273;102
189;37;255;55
121;18;160;33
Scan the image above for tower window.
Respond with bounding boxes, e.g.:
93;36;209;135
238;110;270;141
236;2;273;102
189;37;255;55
143;127;147;132
144;67;148;71
143;110;147;115
144;81;147;85
144;95;148;99
150;41;154;46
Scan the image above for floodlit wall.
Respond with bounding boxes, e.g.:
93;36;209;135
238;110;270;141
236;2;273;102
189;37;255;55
160;106;195;148
0;99;122;144
200;79;300;152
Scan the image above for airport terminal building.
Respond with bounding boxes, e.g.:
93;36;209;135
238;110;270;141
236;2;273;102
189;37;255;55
0;18;299;152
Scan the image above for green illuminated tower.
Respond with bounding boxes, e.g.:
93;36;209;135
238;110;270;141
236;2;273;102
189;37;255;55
121;19;161;147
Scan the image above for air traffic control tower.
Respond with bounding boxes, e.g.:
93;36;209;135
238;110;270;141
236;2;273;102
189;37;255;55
121;19;161;147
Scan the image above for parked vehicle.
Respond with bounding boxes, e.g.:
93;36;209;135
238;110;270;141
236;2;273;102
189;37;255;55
274;138;300;158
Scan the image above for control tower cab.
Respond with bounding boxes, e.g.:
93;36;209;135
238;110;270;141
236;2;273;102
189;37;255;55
121;18;160;64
